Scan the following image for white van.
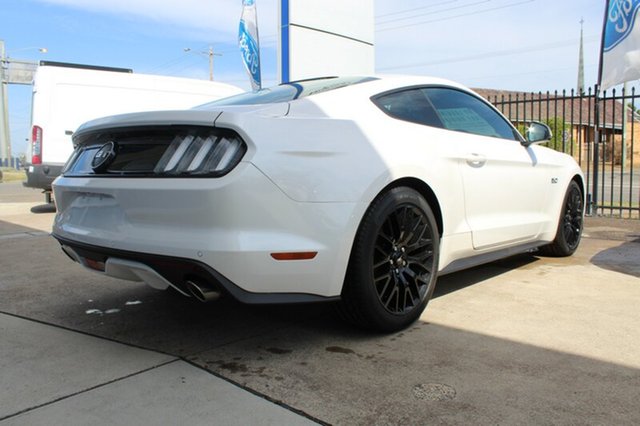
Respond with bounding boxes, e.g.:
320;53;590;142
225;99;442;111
25;61;243;202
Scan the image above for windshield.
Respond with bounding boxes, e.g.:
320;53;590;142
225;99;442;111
197;76;378;108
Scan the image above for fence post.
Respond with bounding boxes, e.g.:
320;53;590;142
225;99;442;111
591;86;601;216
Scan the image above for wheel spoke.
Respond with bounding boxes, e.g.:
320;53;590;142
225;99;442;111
377;226;395;246
373;254;390;269
376;275;392;299
408;249;433;265
403;287;411;313
391;210;403;242
400;210;421;246
407;237;432;254
403;268;426;301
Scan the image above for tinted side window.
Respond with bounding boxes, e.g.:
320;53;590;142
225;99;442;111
424;88;520;141
372;89;444;128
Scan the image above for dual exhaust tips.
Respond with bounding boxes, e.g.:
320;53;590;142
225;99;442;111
185;279;221;303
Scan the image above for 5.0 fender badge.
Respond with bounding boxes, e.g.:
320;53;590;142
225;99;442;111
91;141;117;173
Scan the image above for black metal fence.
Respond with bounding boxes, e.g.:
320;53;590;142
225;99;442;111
482;86;640;218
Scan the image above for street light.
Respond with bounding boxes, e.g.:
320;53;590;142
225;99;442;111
184;46;222;81
6;47;48;57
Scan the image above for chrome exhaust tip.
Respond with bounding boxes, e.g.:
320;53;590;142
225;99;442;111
185;280;221;303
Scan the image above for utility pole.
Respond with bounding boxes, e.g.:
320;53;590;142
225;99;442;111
184;46;222;81
0;40;10;162
208;46;214;81
207;46;222;81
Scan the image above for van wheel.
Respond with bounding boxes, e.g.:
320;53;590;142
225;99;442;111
339;187;439;332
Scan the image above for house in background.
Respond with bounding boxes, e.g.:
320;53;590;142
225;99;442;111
475;88;640;168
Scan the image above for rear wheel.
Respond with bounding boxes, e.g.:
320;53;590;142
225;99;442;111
339;187;439;332
539;180;583;257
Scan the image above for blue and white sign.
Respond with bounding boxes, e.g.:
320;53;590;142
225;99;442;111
604;0;640;51
601;0;640;89
239;0;261;91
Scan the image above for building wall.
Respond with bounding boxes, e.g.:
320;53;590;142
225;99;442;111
278;0;374;83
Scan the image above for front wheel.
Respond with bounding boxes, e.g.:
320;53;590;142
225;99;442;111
539;180;583;257
339;187;439;332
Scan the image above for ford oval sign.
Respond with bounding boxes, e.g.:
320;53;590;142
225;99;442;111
91;141;117;173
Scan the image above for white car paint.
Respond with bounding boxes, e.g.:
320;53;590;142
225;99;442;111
51;75;584;307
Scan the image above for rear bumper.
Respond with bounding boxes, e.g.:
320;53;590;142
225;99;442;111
23;164;63;191
54;235;339;304
52;162;365;299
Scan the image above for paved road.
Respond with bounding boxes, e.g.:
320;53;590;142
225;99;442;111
1;181;639;424
0;180;41;204
585;169;640;212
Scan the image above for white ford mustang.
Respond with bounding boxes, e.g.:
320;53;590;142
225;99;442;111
52;75;584;331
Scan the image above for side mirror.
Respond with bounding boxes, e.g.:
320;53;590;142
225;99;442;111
523;121;552;146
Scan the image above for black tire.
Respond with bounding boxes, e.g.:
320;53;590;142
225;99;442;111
338;187;439;332
539;180;583;257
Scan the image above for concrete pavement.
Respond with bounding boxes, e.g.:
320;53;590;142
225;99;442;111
0;313;316;425
1;183;319;425
1;181;640;424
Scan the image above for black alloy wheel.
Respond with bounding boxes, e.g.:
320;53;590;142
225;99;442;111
373;204;434;315
540;180;583;257
561;182;583;250
339;187;439;332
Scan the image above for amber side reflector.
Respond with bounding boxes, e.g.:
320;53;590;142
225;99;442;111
84;258;106;271
270;252;318;261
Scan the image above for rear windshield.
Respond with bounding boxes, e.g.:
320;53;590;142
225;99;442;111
197;76;378;107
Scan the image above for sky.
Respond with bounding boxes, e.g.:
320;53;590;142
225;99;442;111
3;0;606;156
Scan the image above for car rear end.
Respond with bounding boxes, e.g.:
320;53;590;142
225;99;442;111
51;103;361;304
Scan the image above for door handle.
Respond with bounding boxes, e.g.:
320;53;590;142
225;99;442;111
466;153;486;168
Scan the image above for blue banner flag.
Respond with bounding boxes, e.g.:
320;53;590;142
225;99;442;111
600;0;640;89
239;0;261;91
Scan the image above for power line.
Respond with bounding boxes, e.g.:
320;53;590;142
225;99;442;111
375;0;461;19
377;0;491;26
378;35;599;71
468;62;598;85
149;32;280;76
376;0;536;32
147;42;210;74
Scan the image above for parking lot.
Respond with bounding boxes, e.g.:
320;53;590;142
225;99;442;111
1;181;639;425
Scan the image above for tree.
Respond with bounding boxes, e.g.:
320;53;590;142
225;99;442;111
518;118;570;153
543;117;570;153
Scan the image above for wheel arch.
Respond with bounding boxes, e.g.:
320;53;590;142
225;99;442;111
571;173;585;199
379;177;444;238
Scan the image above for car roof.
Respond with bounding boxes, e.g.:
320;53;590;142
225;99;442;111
196;75;473;110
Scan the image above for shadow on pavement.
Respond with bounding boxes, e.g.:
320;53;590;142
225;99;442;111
0;230;542;354
186;317;640;425
434;253;539;298
0;219;50;238
590;238;640;278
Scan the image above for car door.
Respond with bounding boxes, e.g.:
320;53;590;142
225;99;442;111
423;87;551;250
